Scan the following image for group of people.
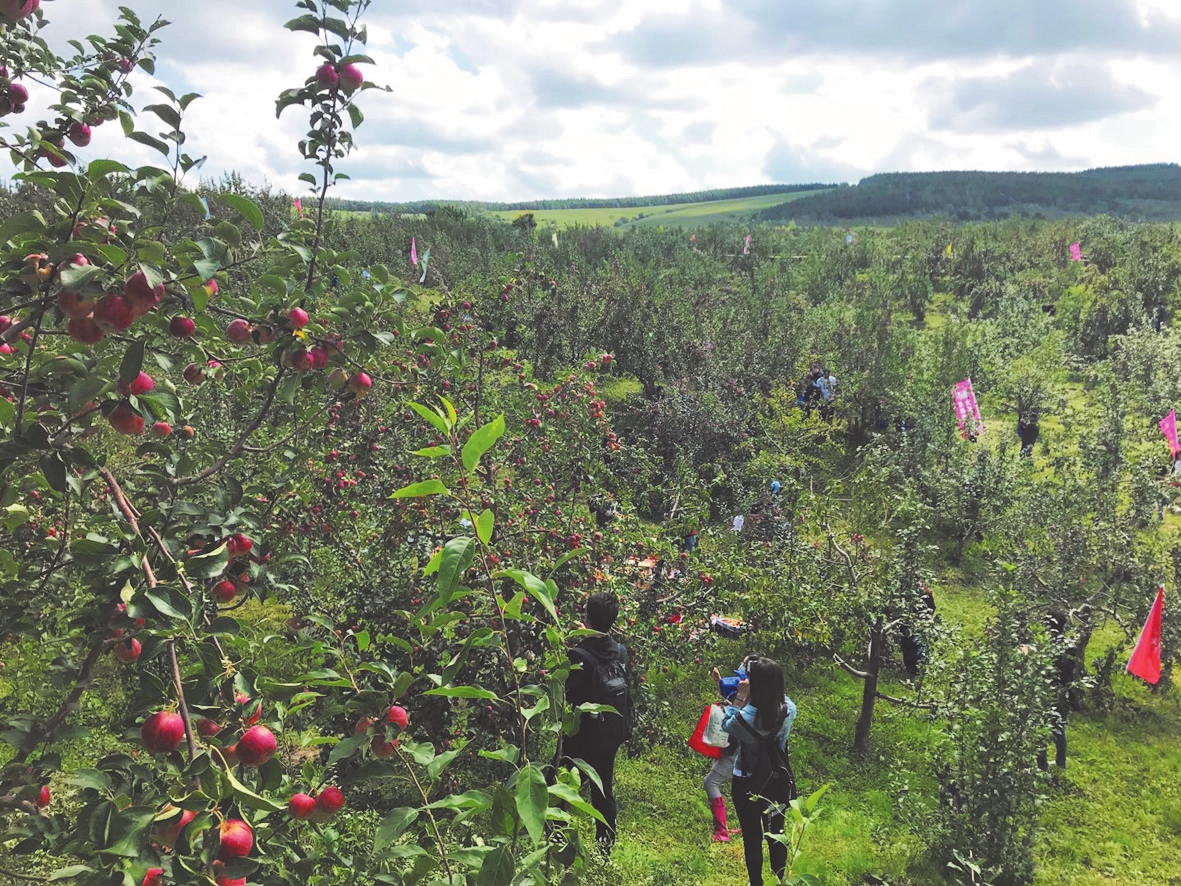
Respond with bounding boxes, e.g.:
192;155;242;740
563;591;799;886
798;362;837;422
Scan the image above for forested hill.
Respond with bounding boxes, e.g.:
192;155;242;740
758;164;1181;223
327;182;834;214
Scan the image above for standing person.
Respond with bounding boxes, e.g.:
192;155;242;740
1018;411;1040;457
1039;610;1076;771
563;592;632;851
722;657;798;886
701;663;748;842
817;367;837;422
800;363;824;418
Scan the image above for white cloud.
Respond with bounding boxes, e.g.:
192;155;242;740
2;0;1177;200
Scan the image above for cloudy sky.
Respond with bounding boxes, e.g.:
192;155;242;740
11;0;1181;202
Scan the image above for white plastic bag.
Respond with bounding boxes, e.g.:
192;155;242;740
701;704;731;748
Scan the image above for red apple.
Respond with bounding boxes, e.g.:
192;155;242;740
217;818;253;859
142;868;164;886
152;421;171;438
66;121;91;146
314;785;345;816
288;792;316;820
348;372;372;397
108;402;145;436
119;371;154;396
36;785;50;808
309;346;329;369
169;316;196;338
236;725;276;766
203;278;219;299
315;63;339;88
288;307;309;328
93;294;136;332
386;705;409;728
212;580;238;604
155;806;197;849
141;711;185;754
114;637;142;662
371;736;398;758
125;271;164;316
225;318;252;344
67;316;105;345
58;290;94;319
338;64;363;92
197;718;223;738
227;534;253;558
182;362;204;385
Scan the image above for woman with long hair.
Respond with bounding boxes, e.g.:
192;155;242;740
722;656;798;886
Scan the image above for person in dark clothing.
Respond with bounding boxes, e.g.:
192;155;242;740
1017;411;1040;457
899;585;937;677
721;657;798;886
563;592;632;850
1038;610;1075;771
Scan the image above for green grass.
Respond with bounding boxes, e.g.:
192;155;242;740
486;190;832;231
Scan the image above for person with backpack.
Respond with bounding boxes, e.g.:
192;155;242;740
722;657;798;886
563;592;632;851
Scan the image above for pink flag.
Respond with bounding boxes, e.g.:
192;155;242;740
1127;586;1164;685
294;198;303;219
411;236;418;267
743;234;751;255
1069;242;1082;262
951;378;983;438
1161;409;1180;457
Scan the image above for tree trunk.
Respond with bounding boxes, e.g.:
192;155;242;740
853;616;884;756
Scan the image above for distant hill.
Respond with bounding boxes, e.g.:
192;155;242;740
327;183;834;215
758;164;1181;223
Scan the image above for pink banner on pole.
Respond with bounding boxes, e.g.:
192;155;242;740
1069;242;1082;262
293;198;303;218
952;378;983;437
411;236;418;267
1161;409;1180;456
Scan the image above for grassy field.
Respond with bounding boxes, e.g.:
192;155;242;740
485;190;831;230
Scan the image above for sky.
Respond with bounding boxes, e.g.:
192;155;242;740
8;0;1181;202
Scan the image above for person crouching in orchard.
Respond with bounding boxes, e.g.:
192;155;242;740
563;592;633;852
722;657;799;886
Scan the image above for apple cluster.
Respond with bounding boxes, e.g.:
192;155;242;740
0;64;29;117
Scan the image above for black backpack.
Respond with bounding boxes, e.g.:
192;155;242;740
731;708;797;802
572;644;633;744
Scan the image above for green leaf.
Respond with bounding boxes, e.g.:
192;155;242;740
411;445;451;458
327;732;370;766
548;781;605;824
186;543;229;579
224;764;284;812
219;193;265;230
426;748;461;780
39;452;66;494
119;341;146;387
437;537;475;603
548;547;588;576
128;130;170;155
145;585;192;621
50;866;95;881
476;509;494;545
461;414;505;473
496;569;558;623
515;764;548;844
424;685;499;701
58;263;104;290
376;807;419;851
389;480;450;499
476;845;515;886
408;401;449;435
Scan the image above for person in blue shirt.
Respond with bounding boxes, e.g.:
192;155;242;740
722;656;798;886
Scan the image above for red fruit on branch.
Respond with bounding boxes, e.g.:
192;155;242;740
386;704;409;728
58;290;94;319
236;725;276;766
114;637;142;662
37;785;50;808
315;63;339;88
288;307;309;328
67;316;105;344
118;371;154;396
142;868;164;886
227;534;253;558
197;718;223;738
338;63;363;92
108;402;145;435
169;316;195;338
93;294;136;332
348;371;372;397
141;711;185;754
371;736;398;757
155;806;196;849
152;421;172;437
125;271;164;316
67;121;91;147
226;318;252;344
288;792;316;820
314;785;345;815
217;818;253;859
212;580;238;604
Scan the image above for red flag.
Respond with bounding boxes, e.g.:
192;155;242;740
1127;586;1164;684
